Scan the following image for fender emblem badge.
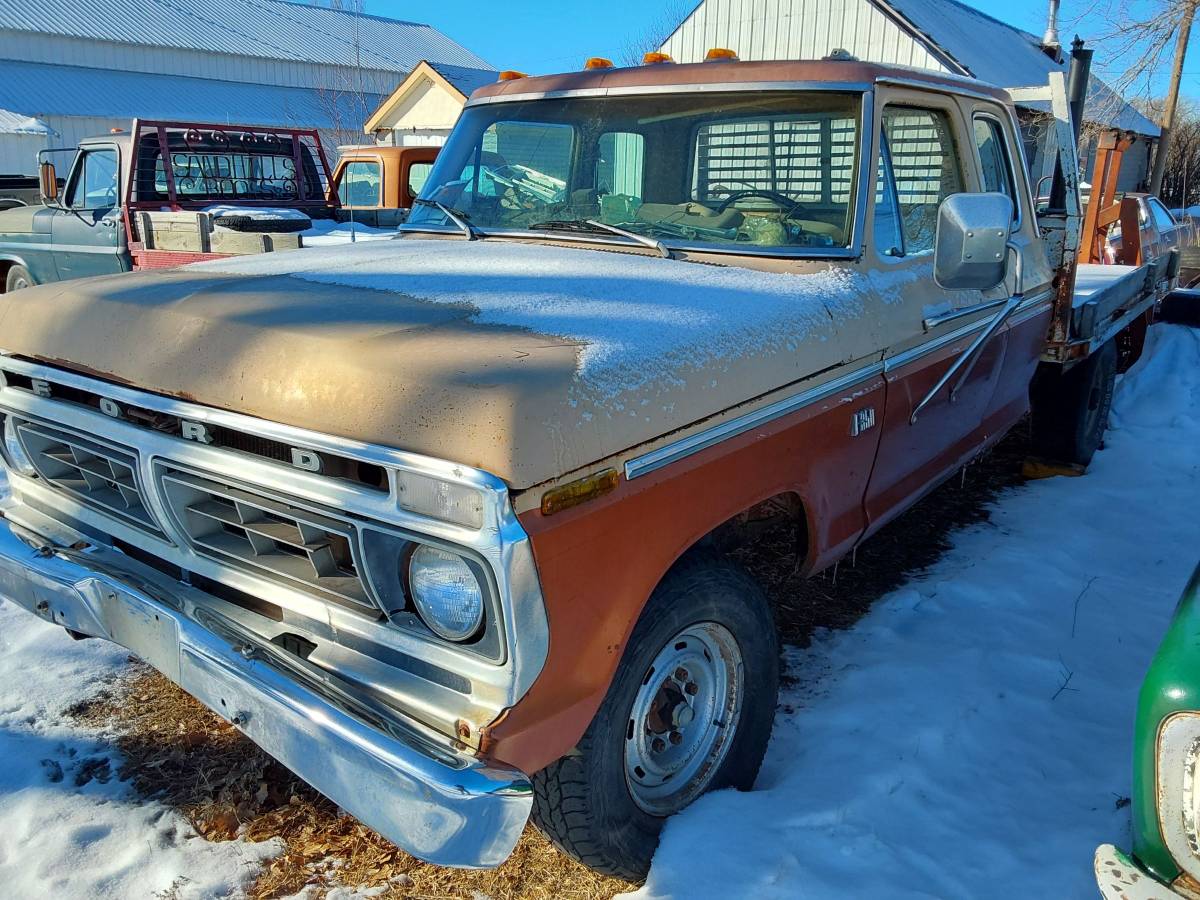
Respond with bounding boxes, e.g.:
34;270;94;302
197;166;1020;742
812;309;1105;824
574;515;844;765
851;407;876;437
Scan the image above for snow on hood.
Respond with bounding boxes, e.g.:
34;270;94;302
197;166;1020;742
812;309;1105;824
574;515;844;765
196;239;864;402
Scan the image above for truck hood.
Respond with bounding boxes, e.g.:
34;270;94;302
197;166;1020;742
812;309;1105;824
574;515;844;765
0;204;43;234
0;239;878;488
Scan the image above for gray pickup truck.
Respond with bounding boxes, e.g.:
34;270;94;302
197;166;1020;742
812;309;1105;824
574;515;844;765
0;120;338;293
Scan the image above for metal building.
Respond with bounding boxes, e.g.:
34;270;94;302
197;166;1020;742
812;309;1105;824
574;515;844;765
660;0;1160;191
0;0;494;175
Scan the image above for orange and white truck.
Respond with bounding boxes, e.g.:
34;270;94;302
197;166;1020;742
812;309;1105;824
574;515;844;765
0;49;1175;877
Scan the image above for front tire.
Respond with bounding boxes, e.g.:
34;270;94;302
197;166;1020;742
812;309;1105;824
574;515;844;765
530;553;779;880
4;264;32;292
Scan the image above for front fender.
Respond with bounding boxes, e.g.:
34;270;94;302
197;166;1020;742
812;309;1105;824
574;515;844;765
1133;562;1200;883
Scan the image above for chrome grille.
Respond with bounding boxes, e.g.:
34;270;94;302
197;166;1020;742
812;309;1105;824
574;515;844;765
158;468;378;615
14;419;161;534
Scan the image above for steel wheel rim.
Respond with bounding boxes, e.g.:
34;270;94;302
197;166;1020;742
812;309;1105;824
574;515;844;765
624;621;744;816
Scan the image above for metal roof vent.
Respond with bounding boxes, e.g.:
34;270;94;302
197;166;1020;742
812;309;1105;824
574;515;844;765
1042;0;1063;59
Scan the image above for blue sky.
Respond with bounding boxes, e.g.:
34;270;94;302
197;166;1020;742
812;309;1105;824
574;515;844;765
366;0;1197;99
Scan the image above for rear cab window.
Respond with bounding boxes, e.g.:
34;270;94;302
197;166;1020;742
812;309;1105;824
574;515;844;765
338;160;382;207
972;114;1020;222
873;106;964;257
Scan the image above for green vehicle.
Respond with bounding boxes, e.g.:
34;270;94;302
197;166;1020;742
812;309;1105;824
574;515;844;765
1097;564;1200;898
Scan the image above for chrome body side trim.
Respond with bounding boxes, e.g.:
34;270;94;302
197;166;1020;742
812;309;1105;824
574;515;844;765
624;287;1054;481
0;355;550;743
624;360;886;480
923;298;1008;331
0;515;531;868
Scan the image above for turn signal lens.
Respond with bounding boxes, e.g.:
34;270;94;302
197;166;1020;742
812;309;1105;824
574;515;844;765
705;47;739;61
394;470;485;529
541;469;619;516
643;52;675;65
498;70;527;81
584;57;615;70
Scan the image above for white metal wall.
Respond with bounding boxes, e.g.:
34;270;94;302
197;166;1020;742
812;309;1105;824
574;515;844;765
660;0;949;70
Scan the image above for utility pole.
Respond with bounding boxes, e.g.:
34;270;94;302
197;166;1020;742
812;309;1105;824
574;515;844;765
1151;0;1198;195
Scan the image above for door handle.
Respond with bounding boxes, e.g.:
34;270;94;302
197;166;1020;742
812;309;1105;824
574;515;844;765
909;294;1022;425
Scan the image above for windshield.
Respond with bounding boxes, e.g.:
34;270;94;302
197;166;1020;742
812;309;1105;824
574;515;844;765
405;91;863;253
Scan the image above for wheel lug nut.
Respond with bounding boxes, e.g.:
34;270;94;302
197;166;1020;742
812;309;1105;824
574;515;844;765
652;738;667;753
669;731;683;746
685;682;699;695
674;667;690;681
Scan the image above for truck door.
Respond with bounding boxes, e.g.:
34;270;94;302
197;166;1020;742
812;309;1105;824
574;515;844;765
862;97;1010;536
968;105;1055;434
50;144;127;282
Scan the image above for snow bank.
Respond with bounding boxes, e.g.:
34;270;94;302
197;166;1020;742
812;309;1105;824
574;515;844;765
195;240;863;400
0;603;279;899
628;325;1200;900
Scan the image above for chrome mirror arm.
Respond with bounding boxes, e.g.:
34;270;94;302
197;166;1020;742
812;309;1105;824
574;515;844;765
911;241;1024;425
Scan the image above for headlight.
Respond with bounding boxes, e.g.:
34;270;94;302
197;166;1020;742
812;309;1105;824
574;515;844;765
0;417;35;477
408;545;484;642
1157;713;1200;879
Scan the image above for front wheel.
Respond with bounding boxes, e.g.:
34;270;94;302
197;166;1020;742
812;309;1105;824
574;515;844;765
531;553;779;880
4;264;32;292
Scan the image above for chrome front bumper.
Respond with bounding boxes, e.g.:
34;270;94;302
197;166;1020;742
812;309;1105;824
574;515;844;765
0;512;532;868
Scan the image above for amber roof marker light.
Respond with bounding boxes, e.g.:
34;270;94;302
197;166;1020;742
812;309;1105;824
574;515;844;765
498;70;527;81
705;48;740;61
584;57;615;70
643;52;675;65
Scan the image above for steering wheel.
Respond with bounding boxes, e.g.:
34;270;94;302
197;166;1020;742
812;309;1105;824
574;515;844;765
716;189;811;217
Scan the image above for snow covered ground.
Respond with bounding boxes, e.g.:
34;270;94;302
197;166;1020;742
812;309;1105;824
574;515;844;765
0;602;279;899
631;324;1200;899
0;325;1196;899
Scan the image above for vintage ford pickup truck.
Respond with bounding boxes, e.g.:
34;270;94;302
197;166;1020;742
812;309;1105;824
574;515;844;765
0;54;1174;878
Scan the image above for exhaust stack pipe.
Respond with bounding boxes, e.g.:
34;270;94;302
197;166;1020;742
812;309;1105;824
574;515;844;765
1042;0;1062;57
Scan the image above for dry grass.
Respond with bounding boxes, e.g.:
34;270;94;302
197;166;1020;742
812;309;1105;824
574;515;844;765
66;665;628;899
64;426;1034;898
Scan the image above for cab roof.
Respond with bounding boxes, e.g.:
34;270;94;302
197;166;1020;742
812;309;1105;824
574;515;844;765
469;58;1011;105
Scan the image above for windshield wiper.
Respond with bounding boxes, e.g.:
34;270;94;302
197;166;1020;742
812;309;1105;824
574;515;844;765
530;219;672;259
413;198;478;241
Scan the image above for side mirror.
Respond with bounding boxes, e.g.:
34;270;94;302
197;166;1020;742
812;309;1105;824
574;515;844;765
38;161;58;203
933;192;1014;291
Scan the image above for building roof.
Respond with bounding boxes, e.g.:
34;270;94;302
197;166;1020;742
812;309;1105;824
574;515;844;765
0;59;375;130
0;108;52;136
0;0;491;72
362;60;498;133
877;0;1160;135
433;62;501;98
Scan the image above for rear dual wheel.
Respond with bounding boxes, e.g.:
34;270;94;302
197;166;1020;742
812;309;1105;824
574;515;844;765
531;554;779;881
1030;338;1118;467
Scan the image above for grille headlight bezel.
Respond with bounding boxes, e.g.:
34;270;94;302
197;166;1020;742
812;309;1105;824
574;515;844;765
1157;713;1200;878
